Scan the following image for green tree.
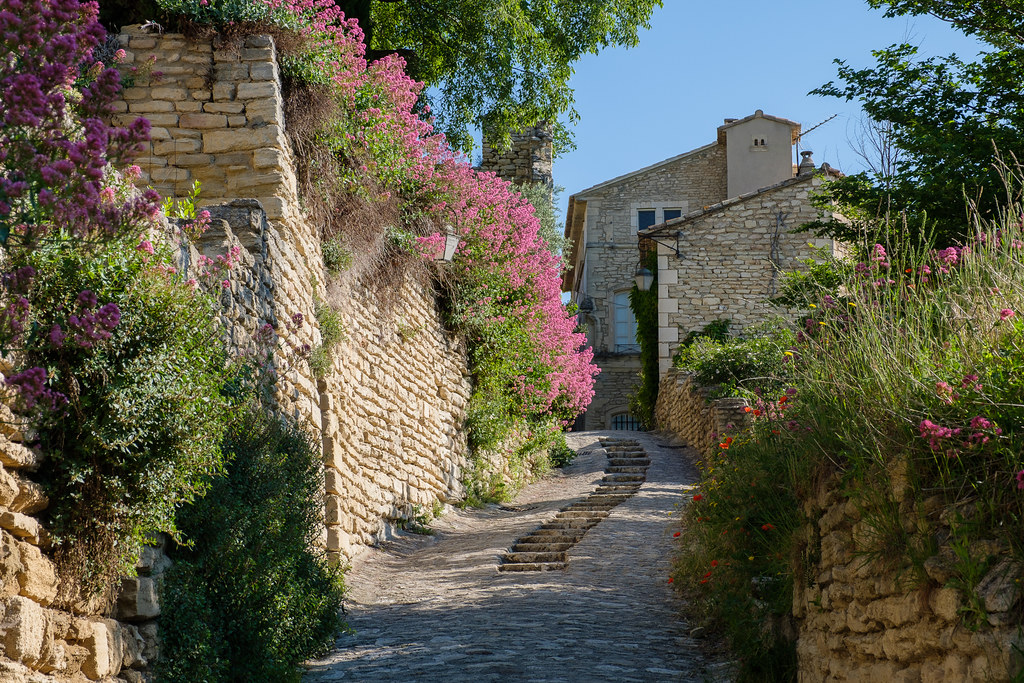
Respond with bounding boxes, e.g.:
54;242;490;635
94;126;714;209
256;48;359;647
348;0;662;152
808;0;1024;247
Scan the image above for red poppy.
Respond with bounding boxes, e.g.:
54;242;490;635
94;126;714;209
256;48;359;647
753;409;762;416
761;523;775;531
667;577;674;584
743;406;752;413
711;560;719;568
673;531;681;537
692;494;703;502
778;395;788;404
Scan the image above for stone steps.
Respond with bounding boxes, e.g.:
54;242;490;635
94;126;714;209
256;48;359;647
498;438;649;572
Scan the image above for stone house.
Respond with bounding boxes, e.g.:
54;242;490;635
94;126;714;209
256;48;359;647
562;110;843;429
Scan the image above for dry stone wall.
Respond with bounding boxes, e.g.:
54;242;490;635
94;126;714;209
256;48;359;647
795;476;1024;682
113;25;483;563
319;274;472;558
654;368;750;459
479;124;553;187
656;371;1024;681
0;393;160;683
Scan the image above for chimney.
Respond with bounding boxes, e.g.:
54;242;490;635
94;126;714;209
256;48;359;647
797;150;816;176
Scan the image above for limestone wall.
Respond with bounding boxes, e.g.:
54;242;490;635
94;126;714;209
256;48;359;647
795;475;1023;681
112;25;483;566
654;368;750;458
115;27;324;435
656;369;1024;681
0;397;160;683
319;273;472;557
654;175;840;375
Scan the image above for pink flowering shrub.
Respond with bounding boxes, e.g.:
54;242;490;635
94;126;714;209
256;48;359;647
154;0;597;458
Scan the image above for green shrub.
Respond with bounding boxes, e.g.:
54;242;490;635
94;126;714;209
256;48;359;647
19;233;230;598
673;319;796;398
309;297;346;378
159;405;346;683
547;431;576;468
321;236;353;275
628;251;659;428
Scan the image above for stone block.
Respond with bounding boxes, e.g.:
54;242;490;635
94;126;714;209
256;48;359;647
178;112;228;129
150;86;189;101
79;618;122;680
236;81;278;100
202;125;282;154
1;596;45;664
212;82;237;101
150;167;191;183
128;100;176;113
203;102;245;115
153;139;201;156
0;512;40;542
976;559;1021;613
116;576;160;621
249;62;277;81
16;542;56;605
0;441;40;470
174;100;204;113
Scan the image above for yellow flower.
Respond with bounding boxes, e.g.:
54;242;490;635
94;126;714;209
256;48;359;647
784;351;794;357
848;301;856;307
748;556;754;561
809;304;817;309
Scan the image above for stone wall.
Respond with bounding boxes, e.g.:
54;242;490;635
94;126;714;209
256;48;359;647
319;273;472;558
479;123;553;187
654;368;750;458
113;25;484;564
0;394;161;683
795;475;1023;681
656;370;1024;681
115;26;324;435
654;174;840;375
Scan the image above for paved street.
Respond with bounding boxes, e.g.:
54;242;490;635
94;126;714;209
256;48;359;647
304;431;730;682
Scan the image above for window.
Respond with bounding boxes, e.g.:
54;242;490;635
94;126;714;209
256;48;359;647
663;208;682;222
637;209;656;232
611;413;644;431
613;291;639;353
752;136;768;149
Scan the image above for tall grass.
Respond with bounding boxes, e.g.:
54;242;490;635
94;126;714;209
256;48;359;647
674;170;1024;679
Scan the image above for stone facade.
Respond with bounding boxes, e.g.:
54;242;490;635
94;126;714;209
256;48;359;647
479;124;553;188
563;112;814;429
644;174;841;375
654;369;750;459
562;143;729;430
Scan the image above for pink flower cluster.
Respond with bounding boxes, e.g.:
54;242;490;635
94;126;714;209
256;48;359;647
918;416;1001;455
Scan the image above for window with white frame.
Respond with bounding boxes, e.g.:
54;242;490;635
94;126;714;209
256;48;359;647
613;290;639;353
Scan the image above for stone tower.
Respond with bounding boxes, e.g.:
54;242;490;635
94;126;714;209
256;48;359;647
479;123;553;188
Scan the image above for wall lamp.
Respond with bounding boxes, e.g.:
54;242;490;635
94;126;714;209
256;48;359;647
634;266;654;292
435;225;460;263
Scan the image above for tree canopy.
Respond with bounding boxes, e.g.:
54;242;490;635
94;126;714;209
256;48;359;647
341;0;662;152
808;0;1024;247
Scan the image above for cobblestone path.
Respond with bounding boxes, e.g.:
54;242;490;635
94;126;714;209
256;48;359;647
303;431;730;682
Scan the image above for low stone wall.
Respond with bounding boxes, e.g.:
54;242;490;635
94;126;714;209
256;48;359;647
656;368;1024;680
795;476;1024;682
654;368;749;457
0;399;161;683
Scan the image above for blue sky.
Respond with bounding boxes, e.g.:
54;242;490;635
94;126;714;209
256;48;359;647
553;0;985;208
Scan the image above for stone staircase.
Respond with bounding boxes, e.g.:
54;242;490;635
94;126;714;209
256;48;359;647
498;438;649;572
